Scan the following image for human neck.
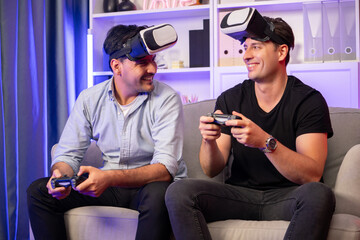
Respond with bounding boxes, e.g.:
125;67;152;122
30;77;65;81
113;78;137;105
254;71;288;113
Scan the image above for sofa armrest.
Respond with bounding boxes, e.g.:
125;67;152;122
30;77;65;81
333;144;360;217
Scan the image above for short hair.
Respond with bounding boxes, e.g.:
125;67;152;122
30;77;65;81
103;24;147;66
263;16;294;66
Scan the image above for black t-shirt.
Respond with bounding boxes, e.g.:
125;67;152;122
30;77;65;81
215;76;333;190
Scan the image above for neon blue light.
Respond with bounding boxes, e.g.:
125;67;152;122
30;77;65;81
14;0;19;238
0;16;10;240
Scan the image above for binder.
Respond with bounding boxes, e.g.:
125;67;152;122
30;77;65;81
322;0;341;62
339;0;356;61
303;2;323;62
189;19;210;67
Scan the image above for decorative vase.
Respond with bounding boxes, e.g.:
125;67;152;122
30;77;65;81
117;0;137;11
103;0;117;12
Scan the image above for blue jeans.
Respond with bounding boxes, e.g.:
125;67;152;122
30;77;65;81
27;177;171;240
165;179;335;240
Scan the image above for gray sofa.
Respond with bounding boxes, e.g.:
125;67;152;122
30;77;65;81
48;99;360;240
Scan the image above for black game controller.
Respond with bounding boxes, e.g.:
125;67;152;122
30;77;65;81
207;113;241;126
51;173;89;189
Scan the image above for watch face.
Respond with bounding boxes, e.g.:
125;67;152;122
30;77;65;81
268;138;277;150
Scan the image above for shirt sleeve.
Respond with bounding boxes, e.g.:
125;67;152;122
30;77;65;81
149;92;184;179
295;91;333;139
51;91;92;174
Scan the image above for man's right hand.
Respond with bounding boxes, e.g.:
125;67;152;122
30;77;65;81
47;169;71;200
199;110;223;142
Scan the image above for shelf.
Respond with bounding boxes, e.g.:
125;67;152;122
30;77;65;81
93;71;112;76
157;67;210;74
92;67;210;77
89;0;360;106
217;0;324;10
92;5;210;21
215;62;359;73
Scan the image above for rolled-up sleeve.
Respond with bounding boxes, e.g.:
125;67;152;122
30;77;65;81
150;92;184;179
52;91;92;174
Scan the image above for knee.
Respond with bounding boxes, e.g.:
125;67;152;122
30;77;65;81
165;179;187;201
136;182;170;216
27;178;49;195
27;177;51;213
142;181;170;202
165;179;197;209
298;182;336;212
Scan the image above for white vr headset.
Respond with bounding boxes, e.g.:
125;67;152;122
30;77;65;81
110;23;178;61
220;8;288;45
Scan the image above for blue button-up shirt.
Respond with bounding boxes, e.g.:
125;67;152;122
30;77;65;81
52;78;187;180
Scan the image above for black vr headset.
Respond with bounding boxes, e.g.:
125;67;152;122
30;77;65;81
110;23;178;61
220;8;288;46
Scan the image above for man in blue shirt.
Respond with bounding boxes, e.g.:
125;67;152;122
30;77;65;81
27;24;186;240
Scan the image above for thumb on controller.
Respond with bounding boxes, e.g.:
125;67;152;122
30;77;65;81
77;166;90;177
51;169;62;178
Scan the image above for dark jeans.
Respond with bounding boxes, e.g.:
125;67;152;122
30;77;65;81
27;177;171;240
165;179;335;240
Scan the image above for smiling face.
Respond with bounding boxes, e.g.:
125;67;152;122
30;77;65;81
243;38;285;82
111;54;157;104
120;55;157;93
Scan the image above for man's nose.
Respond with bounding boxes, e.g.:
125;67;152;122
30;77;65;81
146;61;157;73
243;48;252;62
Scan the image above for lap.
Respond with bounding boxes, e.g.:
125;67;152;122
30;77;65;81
166;179;334;222
28;177;171;213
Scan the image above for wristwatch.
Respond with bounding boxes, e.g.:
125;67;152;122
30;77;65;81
260;136;277;153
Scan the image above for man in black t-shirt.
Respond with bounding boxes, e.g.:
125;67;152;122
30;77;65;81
166;9;335;240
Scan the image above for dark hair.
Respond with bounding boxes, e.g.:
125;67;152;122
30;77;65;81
103;24;147;66
263;16;294;66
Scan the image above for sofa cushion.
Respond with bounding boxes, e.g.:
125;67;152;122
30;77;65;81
325;108;360;188
208;219;289;240
333;144;360;216
207;213;360;240
64;206;139;240
327;214;360;240
182;99;225;181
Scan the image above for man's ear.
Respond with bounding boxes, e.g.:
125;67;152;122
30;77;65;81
110;58;122;75
278;44;288;62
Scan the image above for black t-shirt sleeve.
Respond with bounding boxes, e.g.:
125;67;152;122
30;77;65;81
295;91;333;138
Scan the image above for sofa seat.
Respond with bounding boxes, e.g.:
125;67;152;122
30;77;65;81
207;213;360;240
62;209;360;240
208;219;289;239
64;206;139;240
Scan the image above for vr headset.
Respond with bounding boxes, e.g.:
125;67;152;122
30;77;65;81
220;8;288;46
110;23;178;61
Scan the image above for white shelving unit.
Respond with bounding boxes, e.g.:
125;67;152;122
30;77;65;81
88;0;360;107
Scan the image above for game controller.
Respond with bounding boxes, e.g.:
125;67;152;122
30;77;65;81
51;173;89;189
206;113;241;126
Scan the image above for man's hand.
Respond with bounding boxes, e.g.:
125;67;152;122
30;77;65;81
47;169;72;200
226;111;269;149
199;110;223;142
74;166;110;198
